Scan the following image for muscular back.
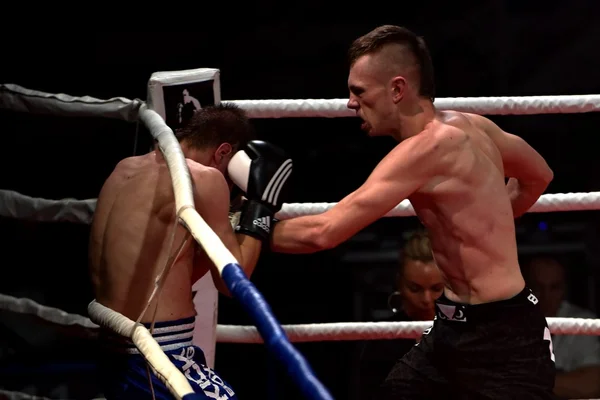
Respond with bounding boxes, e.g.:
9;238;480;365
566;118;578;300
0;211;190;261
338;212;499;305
409;112;524;304
89;152;202;322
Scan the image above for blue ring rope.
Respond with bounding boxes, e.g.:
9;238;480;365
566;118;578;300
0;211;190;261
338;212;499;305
222;263;333;400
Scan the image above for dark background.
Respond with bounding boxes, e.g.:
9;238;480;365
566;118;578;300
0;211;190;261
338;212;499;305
2;3;600;399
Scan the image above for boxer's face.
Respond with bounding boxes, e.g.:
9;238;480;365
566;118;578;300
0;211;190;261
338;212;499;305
398;260;444;320
347;55;397;137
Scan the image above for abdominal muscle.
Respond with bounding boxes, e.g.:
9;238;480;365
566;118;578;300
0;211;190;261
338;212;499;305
408;135;525;305
412;194;524;304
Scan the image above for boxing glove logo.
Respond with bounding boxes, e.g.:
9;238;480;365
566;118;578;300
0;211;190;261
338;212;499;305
252;216;271;233
261;159;292;207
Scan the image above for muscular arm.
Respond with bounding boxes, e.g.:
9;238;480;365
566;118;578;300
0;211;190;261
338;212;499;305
270;132;448;254
191;166;262;295
469;114;553;218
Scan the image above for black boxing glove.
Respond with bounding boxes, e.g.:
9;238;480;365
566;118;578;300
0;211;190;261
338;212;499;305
228;140;292;242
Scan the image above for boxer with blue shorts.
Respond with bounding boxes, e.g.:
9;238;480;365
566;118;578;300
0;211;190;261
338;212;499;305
100;317;237;399
89;104;293;399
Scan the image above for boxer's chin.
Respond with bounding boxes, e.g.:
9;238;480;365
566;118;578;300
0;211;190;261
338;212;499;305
361;121;372;134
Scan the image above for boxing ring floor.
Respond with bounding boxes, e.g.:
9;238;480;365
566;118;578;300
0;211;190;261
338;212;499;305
1;81;600;399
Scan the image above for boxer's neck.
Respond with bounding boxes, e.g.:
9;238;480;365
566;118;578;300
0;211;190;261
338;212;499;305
155;142;214;168
180;143;213;166
394;99;436;142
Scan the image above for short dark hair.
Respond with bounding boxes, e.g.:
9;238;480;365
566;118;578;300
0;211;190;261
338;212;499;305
175;103;255;151
348;25;435;101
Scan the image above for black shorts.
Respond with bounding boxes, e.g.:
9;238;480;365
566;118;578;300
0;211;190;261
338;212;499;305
378;287;557;400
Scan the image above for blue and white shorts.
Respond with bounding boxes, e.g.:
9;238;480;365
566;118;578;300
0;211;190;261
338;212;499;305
99;316;237;400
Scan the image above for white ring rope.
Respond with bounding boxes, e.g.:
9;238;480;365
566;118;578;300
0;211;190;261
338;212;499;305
277;191;600;219
228;95;600;118
2;293;600;342
216;318;600;342
2;190;600;225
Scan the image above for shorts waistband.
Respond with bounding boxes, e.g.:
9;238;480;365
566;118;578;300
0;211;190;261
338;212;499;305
101;316;195;355
434;287;539;323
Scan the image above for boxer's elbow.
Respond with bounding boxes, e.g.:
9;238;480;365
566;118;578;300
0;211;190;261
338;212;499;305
535;160;554;188
531;166;553;196
542;165;554;186
534;162;553;188
311;234;334;252
518;164;553;194
274;215;339;253
311;218;341;251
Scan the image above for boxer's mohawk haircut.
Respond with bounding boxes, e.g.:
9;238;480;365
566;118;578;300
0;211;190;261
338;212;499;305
176;103;255;151
348;24;435;101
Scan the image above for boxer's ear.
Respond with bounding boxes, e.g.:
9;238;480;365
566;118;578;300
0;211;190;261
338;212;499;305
391;76;407;104
214;143;233;165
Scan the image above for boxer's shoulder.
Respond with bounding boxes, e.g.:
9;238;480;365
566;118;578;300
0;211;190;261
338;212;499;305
108;153;155;183
423;113;490;153
435;110;486;133
187;160;224;182
413;121;467;155
101;155;147;192
452;112;500;136
186;161;229;196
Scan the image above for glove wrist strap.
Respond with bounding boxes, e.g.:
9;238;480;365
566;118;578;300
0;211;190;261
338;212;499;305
235;200;274;242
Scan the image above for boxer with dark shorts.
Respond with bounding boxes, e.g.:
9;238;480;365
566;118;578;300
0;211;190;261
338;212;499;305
381;287;555;399
270;25;556;399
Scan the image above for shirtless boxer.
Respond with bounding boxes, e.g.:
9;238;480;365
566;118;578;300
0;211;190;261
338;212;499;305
270;25;556;399
89;104;292;399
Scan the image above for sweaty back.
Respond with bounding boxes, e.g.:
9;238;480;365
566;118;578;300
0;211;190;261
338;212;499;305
90;152;197;321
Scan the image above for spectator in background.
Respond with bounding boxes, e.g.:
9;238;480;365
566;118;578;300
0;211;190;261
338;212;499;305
356;230;444;399
524;256;600;399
